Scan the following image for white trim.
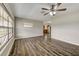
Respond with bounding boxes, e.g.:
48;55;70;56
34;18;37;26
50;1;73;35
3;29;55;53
15;35;43;40
0;38;15;56
51;37;79;46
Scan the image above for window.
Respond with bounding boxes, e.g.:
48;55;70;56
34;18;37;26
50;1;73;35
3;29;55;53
0;5;14;48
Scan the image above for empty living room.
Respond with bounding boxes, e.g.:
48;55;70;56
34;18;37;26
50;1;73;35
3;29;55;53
0;0;79;58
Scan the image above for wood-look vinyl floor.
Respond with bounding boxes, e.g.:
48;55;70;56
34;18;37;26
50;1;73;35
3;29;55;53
10;36;79;56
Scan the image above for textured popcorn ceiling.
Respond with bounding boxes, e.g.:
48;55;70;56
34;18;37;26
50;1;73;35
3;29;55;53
8;3;79;21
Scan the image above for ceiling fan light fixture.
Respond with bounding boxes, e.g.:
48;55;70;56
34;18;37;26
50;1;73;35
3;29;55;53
53;12;56;14
41;3;66;16
49;12;53;16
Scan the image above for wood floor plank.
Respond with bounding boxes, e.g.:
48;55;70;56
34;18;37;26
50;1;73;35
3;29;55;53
9;36;79;56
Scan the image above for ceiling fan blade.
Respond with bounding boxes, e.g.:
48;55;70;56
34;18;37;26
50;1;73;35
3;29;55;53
44;12;49;16
56;8;67;11
53;3;61;10
51;5;55;9
57;3;62;7
41;8;49;10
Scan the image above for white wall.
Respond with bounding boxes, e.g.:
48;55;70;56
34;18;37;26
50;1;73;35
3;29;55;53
15;17;43;39
51;12;79;45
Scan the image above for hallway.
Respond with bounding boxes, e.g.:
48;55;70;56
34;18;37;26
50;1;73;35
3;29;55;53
10;36;79;56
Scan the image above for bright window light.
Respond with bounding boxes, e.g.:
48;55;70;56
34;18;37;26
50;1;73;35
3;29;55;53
47;21;52;24
24;23;33;27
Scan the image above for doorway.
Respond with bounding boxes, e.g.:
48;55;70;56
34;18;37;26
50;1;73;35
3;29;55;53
43;24;51;39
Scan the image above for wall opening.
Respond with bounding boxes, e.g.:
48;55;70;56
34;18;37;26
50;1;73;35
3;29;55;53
43;24;51;39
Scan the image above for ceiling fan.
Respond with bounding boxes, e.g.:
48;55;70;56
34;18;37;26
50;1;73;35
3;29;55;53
41;3;67;16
